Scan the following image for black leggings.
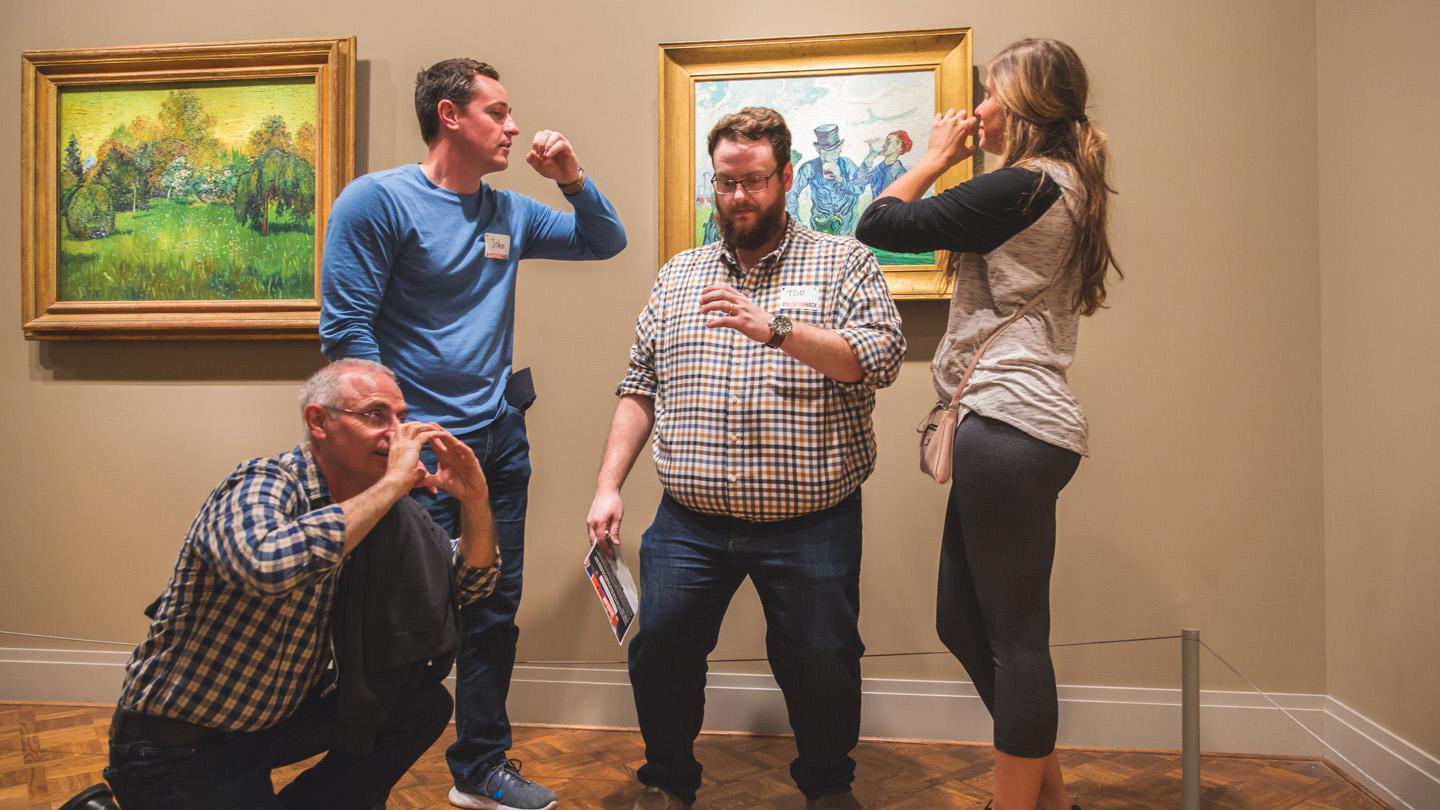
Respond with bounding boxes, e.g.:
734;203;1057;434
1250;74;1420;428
936;413;1080;758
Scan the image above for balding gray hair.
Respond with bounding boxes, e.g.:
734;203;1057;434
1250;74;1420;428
298;358;397;444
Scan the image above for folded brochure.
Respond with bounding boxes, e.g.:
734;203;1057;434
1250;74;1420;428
584;540;639;644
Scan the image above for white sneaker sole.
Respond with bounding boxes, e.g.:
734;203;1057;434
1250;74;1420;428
448;785;557;810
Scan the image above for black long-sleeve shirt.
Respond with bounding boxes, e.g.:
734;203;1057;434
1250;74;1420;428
856;167;1062;255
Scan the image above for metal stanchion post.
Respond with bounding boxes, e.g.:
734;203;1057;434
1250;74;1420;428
1182;628;1201;810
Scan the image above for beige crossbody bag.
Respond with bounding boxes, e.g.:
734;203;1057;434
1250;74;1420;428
918;271;1063;484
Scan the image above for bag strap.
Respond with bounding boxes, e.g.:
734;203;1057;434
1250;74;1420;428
941;269;1065;414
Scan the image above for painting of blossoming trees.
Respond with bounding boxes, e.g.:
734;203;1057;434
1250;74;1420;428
57;79;317;301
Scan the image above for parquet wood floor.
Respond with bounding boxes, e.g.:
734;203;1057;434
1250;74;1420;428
0;703;1387;809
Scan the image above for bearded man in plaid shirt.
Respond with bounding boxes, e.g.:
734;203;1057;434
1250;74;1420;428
586;107;905;810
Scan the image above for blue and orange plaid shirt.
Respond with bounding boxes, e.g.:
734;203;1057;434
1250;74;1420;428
118;444;497;732
619;219;905;521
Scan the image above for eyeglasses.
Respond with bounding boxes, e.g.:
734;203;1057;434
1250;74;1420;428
323;405;408;428
711;169;780;195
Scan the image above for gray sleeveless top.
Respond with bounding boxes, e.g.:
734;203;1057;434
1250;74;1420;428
932;160;1089;455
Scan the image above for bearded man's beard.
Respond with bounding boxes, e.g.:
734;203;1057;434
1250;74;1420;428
717;197;787;251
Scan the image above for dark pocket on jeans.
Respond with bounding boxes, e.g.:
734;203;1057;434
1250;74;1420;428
107;739;203;799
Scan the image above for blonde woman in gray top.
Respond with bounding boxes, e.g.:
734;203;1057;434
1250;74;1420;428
856;38;1121;810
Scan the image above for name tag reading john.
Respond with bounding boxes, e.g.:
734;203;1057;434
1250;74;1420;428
484;233;511;260
778;285;822;312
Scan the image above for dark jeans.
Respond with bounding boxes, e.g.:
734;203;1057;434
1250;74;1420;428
936;413;1080;758
411;403;531;788
629;491;864;804
103;677;452;809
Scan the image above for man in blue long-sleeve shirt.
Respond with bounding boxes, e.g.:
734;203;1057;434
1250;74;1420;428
320;58;626;810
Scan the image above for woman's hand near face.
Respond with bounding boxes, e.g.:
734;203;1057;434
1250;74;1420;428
925;108;980;170
870;109;978;203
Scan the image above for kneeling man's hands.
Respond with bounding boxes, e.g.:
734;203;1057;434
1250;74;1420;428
384;422;488;504
425;431;490;504
384;421;444;493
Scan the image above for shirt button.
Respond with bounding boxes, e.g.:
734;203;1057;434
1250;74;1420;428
730;433;740;443
730;396;740;405
727;474;738;483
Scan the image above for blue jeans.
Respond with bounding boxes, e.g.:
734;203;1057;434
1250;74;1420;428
103;678;453;809
629;491;864;804
411;402;531;788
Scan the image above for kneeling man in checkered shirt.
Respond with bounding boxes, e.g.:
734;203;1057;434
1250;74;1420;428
586;107;906;810
105;359;500;810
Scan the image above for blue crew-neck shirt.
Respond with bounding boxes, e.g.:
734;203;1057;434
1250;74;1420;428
320;164;626;435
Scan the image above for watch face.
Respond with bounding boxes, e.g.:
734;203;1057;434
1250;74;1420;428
765;315;793;348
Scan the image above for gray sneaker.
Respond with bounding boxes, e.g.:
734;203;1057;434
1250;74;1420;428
448;758;558;810
631;785;692;809
806;791;863;809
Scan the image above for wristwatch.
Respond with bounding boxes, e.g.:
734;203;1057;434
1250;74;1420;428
557;167;586;196
764;315;793;348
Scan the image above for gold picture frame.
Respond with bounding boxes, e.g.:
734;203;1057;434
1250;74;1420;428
20;36;355;340
659;29;972;300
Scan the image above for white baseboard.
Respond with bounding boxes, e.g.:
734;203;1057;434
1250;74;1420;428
0;647;132;703
4;648;1434;808
501;666;1334;755
1322;696;1440;810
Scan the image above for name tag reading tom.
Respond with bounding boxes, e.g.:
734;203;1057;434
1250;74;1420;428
484;232;511;260
778;285;822;312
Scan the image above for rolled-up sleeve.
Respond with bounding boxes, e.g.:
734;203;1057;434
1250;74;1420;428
454;549;501;606
833;246;905;390
616;273;663;398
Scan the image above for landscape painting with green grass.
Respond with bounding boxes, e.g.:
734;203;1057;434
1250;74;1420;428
57;79;317;302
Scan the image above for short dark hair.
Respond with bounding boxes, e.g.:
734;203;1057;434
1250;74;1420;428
414;58;501;144
706;107;792;169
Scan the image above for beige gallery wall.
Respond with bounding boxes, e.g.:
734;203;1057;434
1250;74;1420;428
1318;0;1440;756
1;0;1359;743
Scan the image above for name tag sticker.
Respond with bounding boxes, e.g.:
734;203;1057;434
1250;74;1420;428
778;285;822;312
484;233;511;260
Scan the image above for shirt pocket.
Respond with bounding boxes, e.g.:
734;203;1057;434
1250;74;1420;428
765;350;828;399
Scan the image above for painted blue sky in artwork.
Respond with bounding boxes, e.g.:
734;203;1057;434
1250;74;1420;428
693;70;935;190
